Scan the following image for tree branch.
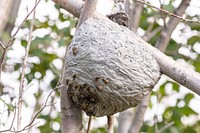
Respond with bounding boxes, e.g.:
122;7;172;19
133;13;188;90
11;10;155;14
151;46;200;95
59;44;83;133
117;109;134;133
17;0;37;130
134;0;199;24
76;0;98;28
128;94;150;133
155;0;192;52
86;116;92;133
60;87;83;133
107;115;114;133
130;1;144;32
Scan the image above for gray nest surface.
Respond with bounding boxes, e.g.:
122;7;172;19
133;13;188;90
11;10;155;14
65;17;161;117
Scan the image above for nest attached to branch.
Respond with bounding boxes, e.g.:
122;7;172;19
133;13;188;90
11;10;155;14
65;17;161;117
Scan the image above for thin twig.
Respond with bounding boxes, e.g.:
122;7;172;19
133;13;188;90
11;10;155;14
158;0;167;27
21;90;55;132
0;0;41;83
158;121;174;133
6;0;41;48
86;116;92;133
76;0;98;28
0;50;7;80
0;104;17;132
134;0;200;23
0;88;56;132
107;115;114;133
3;89;56;133
17;0;37;130
0;41;5;50
154;115;159;133
143;26;163;42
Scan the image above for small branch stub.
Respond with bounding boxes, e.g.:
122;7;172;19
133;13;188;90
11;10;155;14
65;17;161;117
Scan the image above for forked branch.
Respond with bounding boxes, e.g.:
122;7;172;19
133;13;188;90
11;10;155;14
76;0;98;28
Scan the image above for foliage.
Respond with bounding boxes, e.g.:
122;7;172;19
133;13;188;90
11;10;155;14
0;2;76;132
0;0;200;132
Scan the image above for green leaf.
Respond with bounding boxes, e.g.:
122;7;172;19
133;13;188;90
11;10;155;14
163;4;175;12
184;93;194;105
188;23;200;31
188;36;200;45
166;39;180;51
193;61;200;72
172;82;180;92
179;106;197;116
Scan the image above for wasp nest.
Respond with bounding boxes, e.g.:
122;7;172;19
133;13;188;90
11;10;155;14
65;17;161;117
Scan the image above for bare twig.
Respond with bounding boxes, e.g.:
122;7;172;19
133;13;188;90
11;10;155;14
17;0;37;130
143;26;163;42
0;41;5;50
0;105;17;132
0;50;7;80
158;0;167;27
158;121;174;133
76;0;98;28
134;0;199;24
86;116;92;133
20;89;55;132
7;89;56;133
0;0;41;83
6;0;41;48
0;88;55;133
154;115;159;133
107;115;114;133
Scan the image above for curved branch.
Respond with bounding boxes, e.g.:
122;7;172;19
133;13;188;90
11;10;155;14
76;0;98;28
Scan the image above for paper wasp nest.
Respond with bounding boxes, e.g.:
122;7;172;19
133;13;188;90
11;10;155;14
65;17;161;117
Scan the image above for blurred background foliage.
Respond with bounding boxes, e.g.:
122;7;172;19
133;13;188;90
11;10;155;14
0;0;200;133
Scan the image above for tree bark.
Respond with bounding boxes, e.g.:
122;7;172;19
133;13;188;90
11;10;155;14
0;0;21;36
130;1;143;32
117;109;134;133
128;94;150;133
0;0;13;36
60;87;83;133
76;0;98;28
4;0;21;35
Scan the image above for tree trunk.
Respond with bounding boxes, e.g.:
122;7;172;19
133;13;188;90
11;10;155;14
0;0;21;36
